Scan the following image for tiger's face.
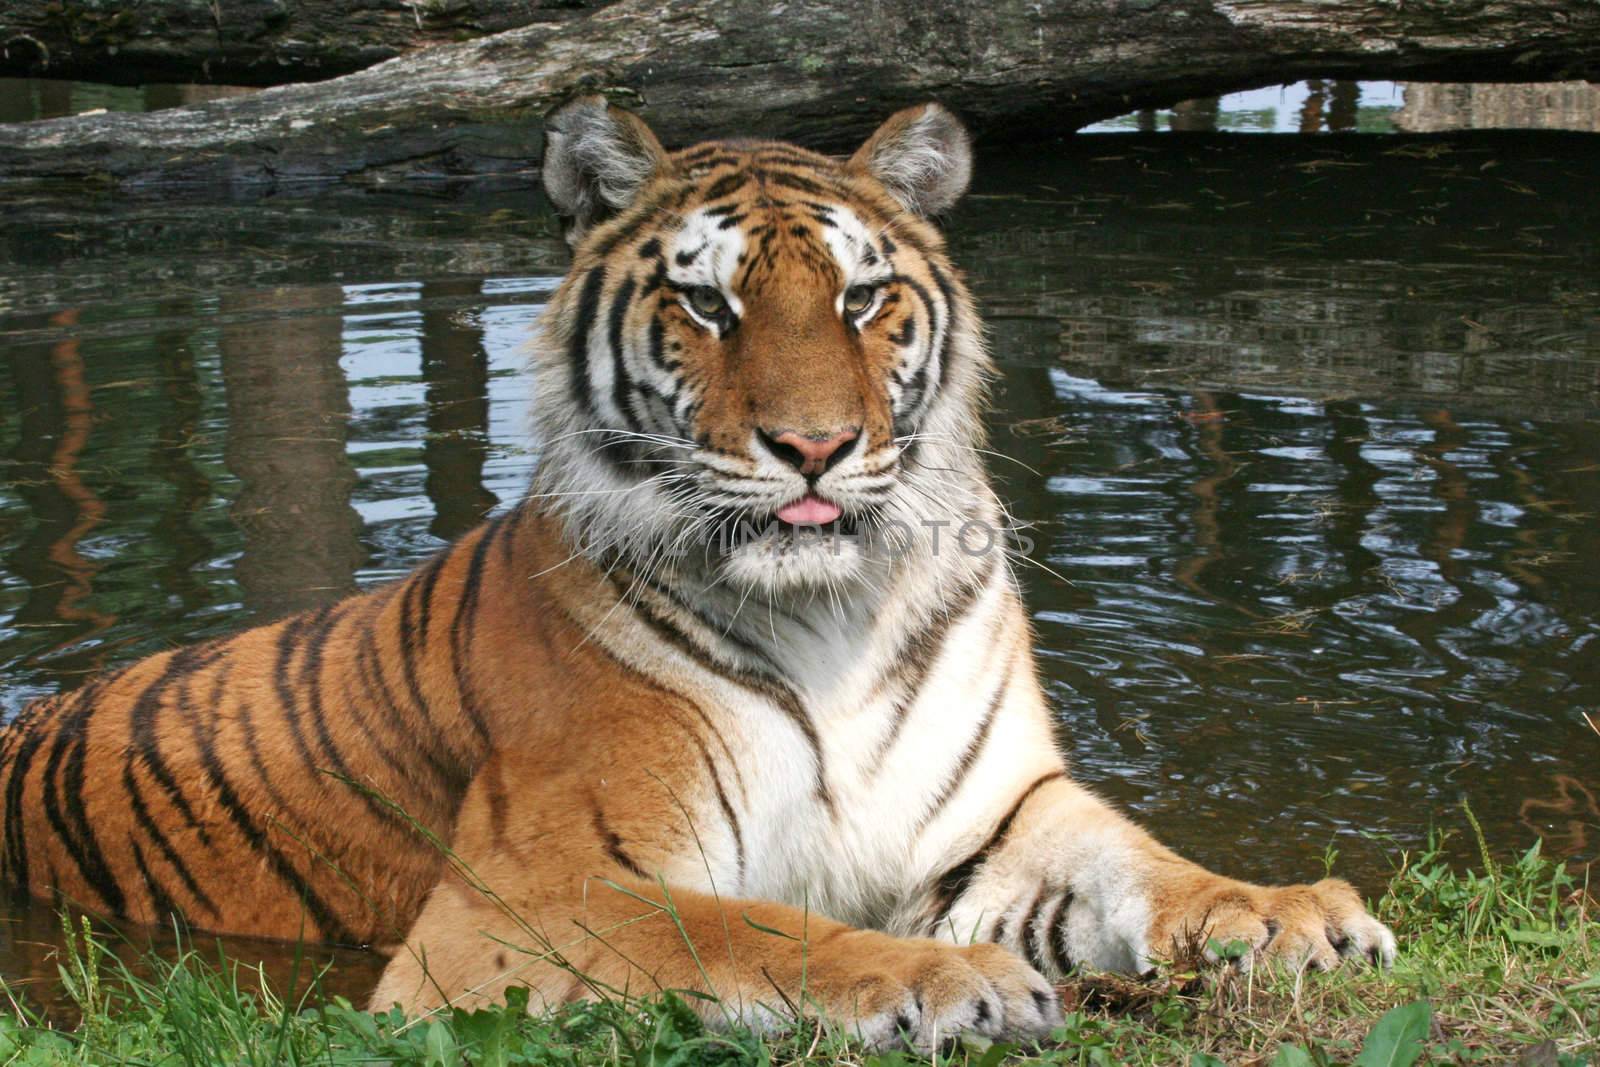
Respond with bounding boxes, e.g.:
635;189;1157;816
535;99;989;595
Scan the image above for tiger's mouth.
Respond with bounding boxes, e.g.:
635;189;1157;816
774;492;844;528
710;497;865;545
695;490;884;593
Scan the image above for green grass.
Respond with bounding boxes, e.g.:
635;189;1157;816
1;831;1594;1066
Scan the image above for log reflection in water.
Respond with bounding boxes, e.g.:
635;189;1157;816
220;287;364;621
1397;82;1600;133
149;309;215;616
420;280;498;542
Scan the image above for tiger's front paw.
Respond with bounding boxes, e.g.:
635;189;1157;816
1155;877;1397;972
813;936;1062;1051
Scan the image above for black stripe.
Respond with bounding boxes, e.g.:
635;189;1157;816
760;170;843;199
888;316;916;347
607;275;641;432
924;261;959;403
129;839;181;926
707;761;746;882
1046;892;1075;975
684;155;742;173
1;721;48;894
593;803;647;879
410;551;449;658
134;671;225;919
752;150;833;172
298;602;410;829
641;255;668;296
680;144;723;163
395;555;448;736
657;704;745;881
271;608;338;788
187;665;360;946
635;571;787;679
927;771;1066;928
235;691;297;817
1019;890;1047;966
557;602;748;871
448;515;505;748
340;652;444;813
0;681;94;895
589;184;691;258
131;645;221;838
41;695;125;914
623;581;832;814
867;567;989;774
498;500;527;568
920;669;1008;826
356;612;464;793
567;266;607;418
702;172;748;199
646;317;671;373
892;273;943;421
122;759;219;919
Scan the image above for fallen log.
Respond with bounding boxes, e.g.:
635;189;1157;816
1;0;1597;188
0;0;612;86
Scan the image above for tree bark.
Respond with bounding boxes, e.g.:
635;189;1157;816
0;0;611;86
2;0;1597;188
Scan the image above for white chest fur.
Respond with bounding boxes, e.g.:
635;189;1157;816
601;561;1061;932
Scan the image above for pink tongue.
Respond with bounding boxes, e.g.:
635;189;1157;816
776;494;843;526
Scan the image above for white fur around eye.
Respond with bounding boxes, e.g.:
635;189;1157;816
839;285;888;324
818;206;895;297
666;209;747;321
680;289;733;331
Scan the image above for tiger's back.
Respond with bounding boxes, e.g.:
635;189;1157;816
0;515;515;944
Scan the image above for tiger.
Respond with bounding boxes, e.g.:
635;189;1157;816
0;97;1395;1049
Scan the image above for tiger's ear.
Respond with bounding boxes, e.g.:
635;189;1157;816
847;103;973;217
542;96;670;239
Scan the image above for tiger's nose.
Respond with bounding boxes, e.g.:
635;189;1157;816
758;427;860;477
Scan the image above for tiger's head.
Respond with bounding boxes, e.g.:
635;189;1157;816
532;97;995;596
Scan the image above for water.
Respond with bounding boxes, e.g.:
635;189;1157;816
1;127;1597;1009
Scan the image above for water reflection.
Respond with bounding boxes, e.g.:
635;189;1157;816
419;280;498;541
3;313;115;689
220;286;363;620
0;901;384;1021
0;79;256;123
149;317;215;617
0;131;1595;992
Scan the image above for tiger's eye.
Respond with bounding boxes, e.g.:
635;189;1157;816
843;284;877;315
688;286;728;318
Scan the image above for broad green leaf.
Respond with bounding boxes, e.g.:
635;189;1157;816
1353;999;1431;1067
423;1018;462;1067
1272;1044;1317;1067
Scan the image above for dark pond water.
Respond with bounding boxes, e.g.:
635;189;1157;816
1;129;1597;1009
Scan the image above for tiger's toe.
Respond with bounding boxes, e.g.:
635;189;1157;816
827;941;1059;1051
1256;879;1397;971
